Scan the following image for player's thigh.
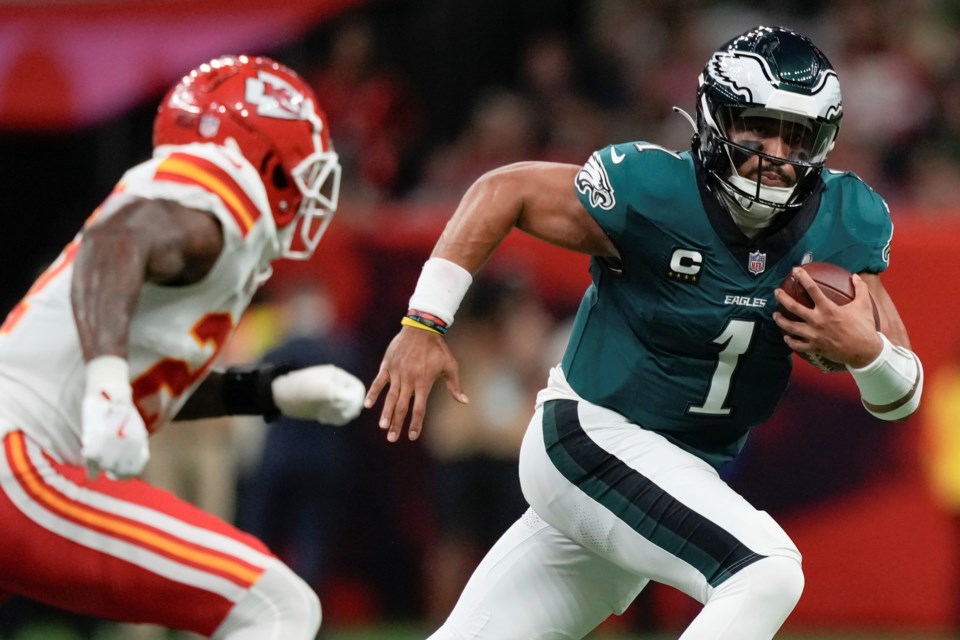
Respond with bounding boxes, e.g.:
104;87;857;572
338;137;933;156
0;431;279;636
520;399;799;604
434;508;646;640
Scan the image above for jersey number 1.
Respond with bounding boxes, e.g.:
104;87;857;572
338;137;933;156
688;319;755;416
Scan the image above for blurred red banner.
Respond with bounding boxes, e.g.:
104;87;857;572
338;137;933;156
0;0;366;130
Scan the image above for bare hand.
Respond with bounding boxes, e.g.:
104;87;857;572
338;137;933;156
773;269;883;368
364;327;469;442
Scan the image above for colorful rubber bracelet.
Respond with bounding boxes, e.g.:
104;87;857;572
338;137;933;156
408;308;449;329
401;316;444;335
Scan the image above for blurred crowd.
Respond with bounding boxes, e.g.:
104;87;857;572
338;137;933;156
305;0;960;217
3;0;960;638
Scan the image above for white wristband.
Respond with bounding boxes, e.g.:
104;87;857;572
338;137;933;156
85;355;133;399
408;257;473;327
846;333;923;421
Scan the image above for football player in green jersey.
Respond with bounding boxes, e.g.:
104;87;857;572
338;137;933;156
365;26;922;639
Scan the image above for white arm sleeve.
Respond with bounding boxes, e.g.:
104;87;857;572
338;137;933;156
847;333;923;421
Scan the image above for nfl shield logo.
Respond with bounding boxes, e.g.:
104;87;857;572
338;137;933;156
748;250;767;275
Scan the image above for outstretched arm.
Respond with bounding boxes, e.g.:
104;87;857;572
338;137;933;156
364;161;617;443
176;364;365;427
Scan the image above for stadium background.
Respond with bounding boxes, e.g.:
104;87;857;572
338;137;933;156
1;1;960;638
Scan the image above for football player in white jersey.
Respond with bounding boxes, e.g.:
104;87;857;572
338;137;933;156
0;55;365;638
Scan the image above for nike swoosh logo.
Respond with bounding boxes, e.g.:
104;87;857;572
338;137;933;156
610;147;625;164
117;416;129;438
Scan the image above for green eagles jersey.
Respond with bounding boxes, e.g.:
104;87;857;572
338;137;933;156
564;142;893;469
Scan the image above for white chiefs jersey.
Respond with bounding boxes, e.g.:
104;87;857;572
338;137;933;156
0;143;280;465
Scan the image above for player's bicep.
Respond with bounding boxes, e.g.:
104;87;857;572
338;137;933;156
860;272;910;348
145;203;223;285
510;162;618;258
84;198;223;286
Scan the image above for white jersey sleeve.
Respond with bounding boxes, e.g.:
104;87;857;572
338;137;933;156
0;143;277;464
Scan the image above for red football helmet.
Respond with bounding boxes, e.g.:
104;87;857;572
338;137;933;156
153;55;341;259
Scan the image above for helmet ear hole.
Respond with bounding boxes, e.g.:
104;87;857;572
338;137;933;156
262;153;298;226
272;163;289;190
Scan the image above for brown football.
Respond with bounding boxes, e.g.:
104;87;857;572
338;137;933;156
777;262;880;373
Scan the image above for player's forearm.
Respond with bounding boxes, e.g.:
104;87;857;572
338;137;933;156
176;365;365;427
71;223;150;361
431;166;527;273
176;365;292;421
406;168;533;333
174;371;229;420
849;275;921;420
865;277;911;349
176;367;288;421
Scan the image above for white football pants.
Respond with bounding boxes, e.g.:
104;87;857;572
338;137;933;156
429;381;802;639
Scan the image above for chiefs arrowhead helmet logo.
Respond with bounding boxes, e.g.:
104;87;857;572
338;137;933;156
245;71;307;120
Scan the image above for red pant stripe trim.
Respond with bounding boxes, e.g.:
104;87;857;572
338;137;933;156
4;432;264;587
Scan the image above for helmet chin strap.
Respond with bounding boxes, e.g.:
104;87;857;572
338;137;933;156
721;174;795;237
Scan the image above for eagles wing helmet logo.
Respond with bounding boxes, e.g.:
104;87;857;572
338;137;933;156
575;152;616;211
245;71;307;120
708;52;767;103
707;52;842;120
